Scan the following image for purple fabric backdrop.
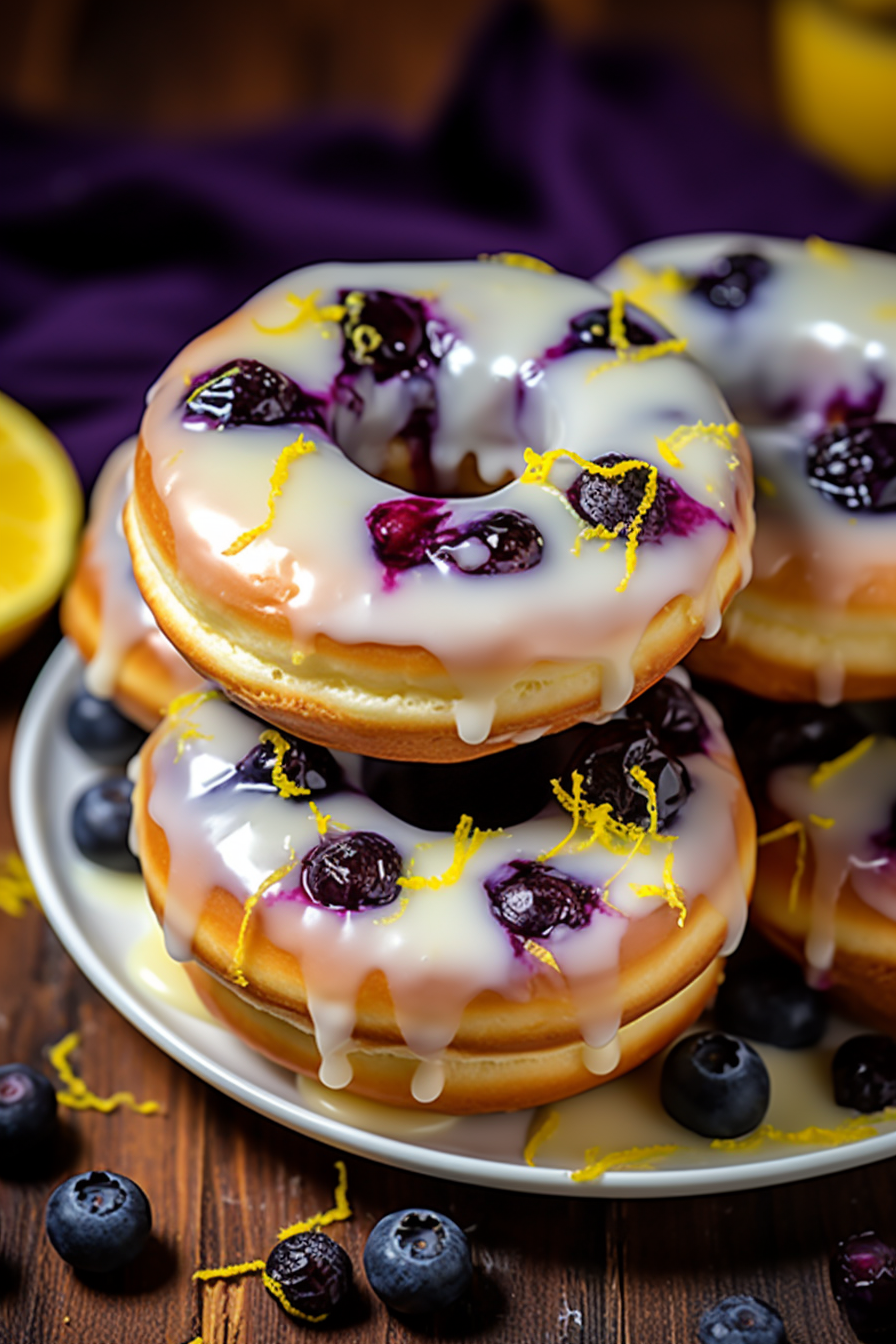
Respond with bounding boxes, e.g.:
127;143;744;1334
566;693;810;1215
2;2;894;487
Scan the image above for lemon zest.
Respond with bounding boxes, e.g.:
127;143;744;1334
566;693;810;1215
524;939;561;972
616;257;693;318
193;1259;266;1282
757;819;807;912
711;1110;896;1152
308;800;330;834
262;1271;328;1321
398;815;500;890
230;852;298;988
49;1032;161;1115
544;763;674;865
164;688;225;764
223;433;316;557
570;1143;679;1183
278;1159;351;1238
875;303;896;320
524;1108;561;1166
810;735;875;788
629;850;687;927
258;728;310;799
585;336;688;384
654;421;741;470
252;289;347;335
809;813;835;830
0;852;40;916
756;474;778;498
373;896;410;926
478;252;555;273
291;650;305;666
806;235;850;266
608;290;630;352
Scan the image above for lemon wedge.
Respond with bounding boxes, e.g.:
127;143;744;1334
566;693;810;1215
0;390;83;658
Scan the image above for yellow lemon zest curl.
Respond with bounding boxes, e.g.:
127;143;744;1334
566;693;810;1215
542;768;674;863
608;290;630;352
756;474;778;498
615;257;693;319
0;852;40;917
524;1109;561;1166
585;336;688;384
398;815;501;891
524;940;561;972
478;252;555;273
49;1032;161;1115
230;852;298;988
810;735;875;788
654;421;741;470
571;1143;679;1183
806;235;850;266
165;688;225;764
373;896;410;926
262;1272;327;1322
193;1258;265;1282
630;850;687;928
223;433;316;557
711;1110;896;1152
258;728;310;799
278;1159;351;1239
758;819;808;912
252;289;346;336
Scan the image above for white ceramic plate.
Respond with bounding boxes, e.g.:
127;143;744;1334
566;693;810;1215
13;640;896;1198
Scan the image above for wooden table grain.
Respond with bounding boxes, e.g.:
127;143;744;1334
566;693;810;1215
0;620;881;1344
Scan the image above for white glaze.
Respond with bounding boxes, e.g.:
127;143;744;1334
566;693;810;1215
144;683;750;1099
136;260;752;740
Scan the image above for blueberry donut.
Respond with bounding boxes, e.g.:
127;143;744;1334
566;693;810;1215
60;440;202;728
131;674;755;1112
599;235;896;704
124;257;753;761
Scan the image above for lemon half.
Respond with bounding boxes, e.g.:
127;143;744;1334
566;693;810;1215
0;390;83;658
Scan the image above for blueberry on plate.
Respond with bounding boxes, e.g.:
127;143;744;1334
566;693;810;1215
71;777;140;872
0;1063;57;1150
363;1208;472;1315
265;1231;353;1320
45;1170;152;1273
697;1294;787;1344
714;955;828;1049
660;1032;770;1138
66;691;146;766
831;1231;896;1341
832;1034;896;1113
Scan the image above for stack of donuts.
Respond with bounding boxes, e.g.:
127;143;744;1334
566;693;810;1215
599;235;896;1028
65;255;761;1113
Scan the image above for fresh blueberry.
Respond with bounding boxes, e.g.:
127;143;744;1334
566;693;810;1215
265;1231;353;1320
234;732;341;797
714;955;828;1049
660;1032;770;1138
66;691;146;766
71;777;140;872
692;252;770;310
626;678;706;758
363;1208;472;1315
806;420;896;513
832;1035;896;1113
341;289;442;382
432;510;544;575
0;1064;57;1150
45;1170;152;1273
567;453;669;542
183;358;326;430
696;1294;787;1344
831;1232;896;1341
548;303;664;358
564;720;691;831
485;860;595;939
300;832;402;911
366;497;449;571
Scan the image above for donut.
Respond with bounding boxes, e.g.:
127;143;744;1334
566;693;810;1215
739;699;896;1026
131;673;756;1113
124;257;753;762
60;440;202;728
598;234;896;705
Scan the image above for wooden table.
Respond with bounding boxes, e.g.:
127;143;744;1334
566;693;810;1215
0;619;884;1344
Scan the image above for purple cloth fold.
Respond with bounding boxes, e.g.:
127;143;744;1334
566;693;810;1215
1;1;893;486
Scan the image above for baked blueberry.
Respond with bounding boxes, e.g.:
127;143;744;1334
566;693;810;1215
341;290;436;381
235;732;341;797
550;304;663;357
832;1034;896;1113
696;1294;787;1344
366;498;449;571
692;252;770;310
714;955;828;1049
660;1031;770;1138
300;832;402;910
265;1231;353;1320
66;691;146;766
0;1064;57;1150
830;1231;896;1341
564;720;691;831
806;420;896;513
432;510;544;575
71;777;140;872
183;358;326;430
567;453;669;542
485;861;594;939
45;1170;152;1273
627;678;706;758
363;1208;472;1315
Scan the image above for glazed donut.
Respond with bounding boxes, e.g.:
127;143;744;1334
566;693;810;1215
598;234;896;704
131;673;755;1113
124;257;753;762
742;700;896;1026
60;440;202;728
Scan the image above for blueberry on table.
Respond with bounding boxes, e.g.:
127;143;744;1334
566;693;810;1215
831;1232;896;1341
714;955;828;1049
66;690;146;766
696;1294;788;1344
0;1063;57;1150
45;1170;152;1273
265;1231;353;1320
660;1032;770;1138
832;1035;896;1113
71;777;140;872
363;1208;472;1315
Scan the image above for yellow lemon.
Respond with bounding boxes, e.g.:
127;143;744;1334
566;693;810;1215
0;390;83;658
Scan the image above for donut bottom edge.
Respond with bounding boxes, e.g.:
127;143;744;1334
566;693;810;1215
185;957;723;1115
